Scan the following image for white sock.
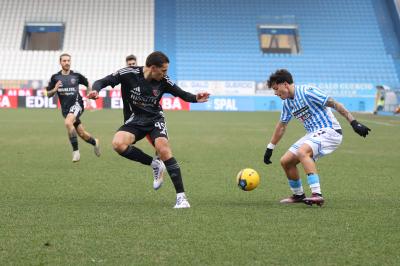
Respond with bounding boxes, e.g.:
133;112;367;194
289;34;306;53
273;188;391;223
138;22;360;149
310;184;321;195
291;186;304;195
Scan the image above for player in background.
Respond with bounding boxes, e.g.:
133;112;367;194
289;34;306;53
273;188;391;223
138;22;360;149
47;53;100;162
263;69;370;206
88;51;210;208
122;54;138;122
125;54;137;67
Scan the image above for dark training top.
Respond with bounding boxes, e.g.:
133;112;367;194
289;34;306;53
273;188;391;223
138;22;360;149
47;70;89;112
93;66;198;125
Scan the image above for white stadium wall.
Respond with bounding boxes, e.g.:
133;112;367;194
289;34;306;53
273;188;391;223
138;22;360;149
0;0;154;81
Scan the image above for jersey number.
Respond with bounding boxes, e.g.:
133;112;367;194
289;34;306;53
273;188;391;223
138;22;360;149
155;122;167;136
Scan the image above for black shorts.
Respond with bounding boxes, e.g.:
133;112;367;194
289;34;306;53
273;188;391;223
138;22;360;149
62;102;84;128
118;120;168;144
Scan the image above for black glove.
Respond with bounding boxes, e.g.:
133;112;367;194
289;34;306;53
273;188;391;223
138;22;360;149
263;148;273;164
351;120;371;138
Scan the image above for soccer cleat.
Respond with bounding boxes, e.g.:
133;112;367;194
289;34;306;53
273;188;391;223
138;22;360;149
94;138;101;157
303;193;325;207
72;150;80;162
151;158;166;190
279;193;306;204
174;195;191;209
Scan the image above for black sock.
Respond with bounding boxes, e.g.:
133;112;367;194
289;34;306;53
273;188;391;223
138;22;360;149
85;137;96;146
119;146;152;165
164;157;184;193
69;132;79;151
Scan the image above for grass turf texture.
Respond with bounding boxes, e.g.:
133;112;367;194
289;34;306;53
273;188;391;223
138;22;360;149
0;109;399;265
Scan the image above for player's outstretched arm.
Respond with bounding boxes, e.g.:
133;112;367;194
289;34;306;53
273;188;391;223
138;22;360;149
195;92;210;102
326;97;371;137
87;90;99;99
264;121;287;164
163;76;210;103
88;73;121;100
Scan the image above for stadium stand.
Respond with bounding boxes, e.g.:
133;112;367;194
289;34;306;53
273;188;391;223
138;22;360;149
0;0;154;81
155;0;400;87
0;0;399;91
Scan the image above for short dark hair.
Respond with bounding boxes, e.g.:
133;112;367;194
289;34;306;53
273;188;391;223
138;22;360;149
145;51;169;67
59;53;71;61
267;69;293;88
125;54;137;62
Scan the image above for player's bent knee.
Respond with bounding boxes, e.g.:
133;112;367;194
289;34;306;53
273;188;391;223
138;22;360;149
112;139;127;153
280;156;289;167
280;154;297;168
64;120;74;129
155;144;172;160
154;138;171;158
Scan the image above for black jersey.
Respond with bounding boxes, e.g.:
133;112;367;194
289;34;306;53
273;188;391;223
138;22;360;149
47;70;89;112
93;66;197;126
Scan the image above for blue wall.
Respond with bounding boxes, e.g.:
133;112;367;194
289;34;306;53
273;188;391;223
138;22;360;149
189;96;374;112
155;0;177;79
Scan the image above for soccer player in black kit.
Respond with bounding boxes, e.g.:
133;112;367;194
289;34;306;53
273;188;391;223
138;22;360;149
88;51;210;208
47;53;100;162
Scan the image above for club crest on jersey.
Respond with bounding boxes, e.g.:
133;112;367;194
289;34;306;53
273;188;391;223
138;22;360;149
70;78;76;85
152;89;160;97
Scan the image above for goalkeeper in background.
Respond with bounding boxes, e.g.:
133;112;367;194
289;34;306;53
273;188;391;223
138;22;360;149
263;69;371;206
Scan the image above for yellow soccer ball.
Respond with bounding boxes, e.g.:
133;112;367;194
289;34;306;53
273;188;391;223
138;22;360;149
237;168;260;191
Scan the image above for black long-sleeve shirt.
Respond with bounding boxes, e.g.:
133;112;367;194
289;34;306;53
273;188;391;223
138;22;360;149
93;66;197;125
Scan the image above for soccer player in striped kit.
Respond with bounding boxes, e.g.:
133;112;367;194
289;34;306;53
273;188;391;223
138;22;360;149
263;69;370;206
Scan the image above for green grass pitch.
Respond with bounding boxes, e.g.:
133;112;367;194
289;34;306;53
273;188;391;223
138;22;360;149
0;109;399;265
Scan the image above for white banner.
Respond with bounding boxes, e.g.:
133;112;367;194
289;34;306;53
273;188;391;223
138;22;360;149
177;80;255;95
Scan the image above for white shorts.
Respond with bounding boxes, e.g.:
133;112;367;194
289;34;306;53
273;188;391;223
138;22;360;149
289;127;343;160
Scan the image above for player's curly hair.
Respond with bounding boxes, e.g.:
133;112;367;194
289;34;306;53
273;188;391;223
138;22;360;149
267;69;293;88
146;51;169;67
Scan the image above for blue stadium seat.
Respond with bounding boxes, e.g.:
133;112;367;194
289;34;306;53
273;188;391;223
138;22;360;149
156;0;400;87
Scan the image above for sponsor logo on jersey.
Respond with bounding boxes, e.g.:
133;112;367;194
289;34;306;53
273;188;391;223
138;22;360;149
293;105;311;122
130;86;141;95
58;87;76;96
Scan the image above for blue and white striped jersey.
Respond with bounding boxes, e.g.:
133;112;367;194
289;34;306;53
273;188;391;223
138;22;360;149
280;85;341;133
